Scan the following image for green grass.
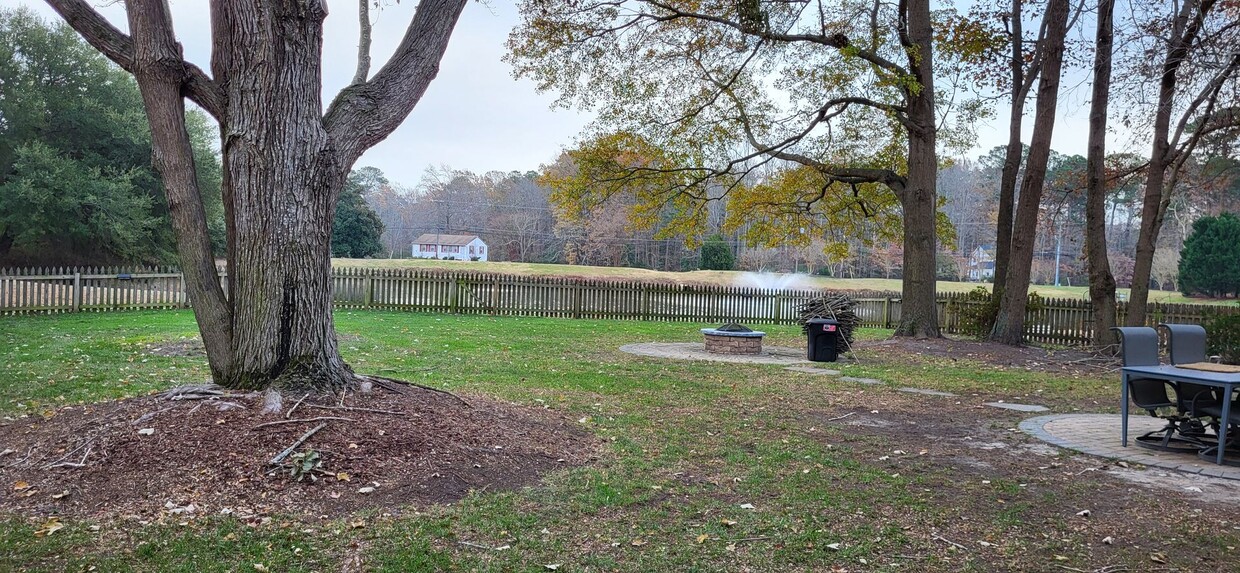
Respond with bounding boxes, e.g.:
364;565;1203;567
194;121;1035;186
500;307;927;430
1;310;1236;571
333;258;1231;305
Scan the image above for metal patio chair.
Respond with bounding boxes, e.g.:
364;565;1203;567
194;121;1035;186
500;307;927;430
1113;327;1211;453
1160;323;1240;464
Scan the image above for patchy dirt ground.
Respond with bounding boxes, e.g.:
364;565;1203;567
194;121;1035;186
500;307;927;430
788;388;1240;571
857;336;1116;375
0;385;599;520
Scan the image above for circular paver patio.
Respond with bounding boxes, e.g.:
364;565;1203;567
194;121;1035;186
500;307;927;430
619;342;809;365
1020;413;1240;480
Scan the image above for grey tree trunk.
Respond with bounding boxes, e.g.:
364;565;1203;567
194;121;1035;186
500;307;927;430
990;0;1071;345
1086;0;1118;347
992;0;1029;294
48;0;469;392
893;0;941;339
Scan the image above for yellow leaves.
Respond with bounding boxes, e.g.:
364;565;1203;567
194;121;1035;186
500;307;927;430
34;517;64;537
13;481;31;491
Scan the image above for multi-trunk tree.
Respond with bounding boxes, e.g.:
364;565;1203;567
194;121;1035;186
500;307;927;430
1122;0;1240;325
1085;0;1119;347
509;0;993;337
45;0;467;392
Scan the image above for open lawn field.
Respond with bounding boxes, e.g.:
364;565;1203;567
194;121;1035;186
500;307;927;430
336;258;1232;306
2;310;1239;572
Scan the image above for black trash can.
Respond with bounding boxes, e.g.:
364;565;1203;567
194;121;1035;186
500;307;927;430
806;319;840;362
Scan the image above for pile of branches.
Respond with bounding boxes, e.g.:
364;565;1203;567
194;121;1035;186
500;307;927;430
798;292;861;344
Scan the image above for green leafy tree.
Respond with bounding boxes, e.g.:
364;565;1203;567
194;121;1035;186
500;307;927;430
331;170;386;258
1179;212;1240;298
510;0;997;337
0;8;222;264
699;234;735;270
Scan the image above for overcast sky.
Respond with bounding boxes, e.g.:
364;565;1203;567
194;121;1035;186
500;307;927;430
17;0;1111;188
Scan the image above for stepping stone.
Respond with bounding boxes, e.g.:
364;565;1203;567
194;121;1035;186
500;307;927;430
784;366;841;376
984;402;1049;412
898;387;957;397
839;376;884;385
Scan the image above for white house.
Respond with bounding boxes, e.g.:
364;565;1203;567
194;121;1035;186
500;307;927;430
412;234;488;261
966;246;995;281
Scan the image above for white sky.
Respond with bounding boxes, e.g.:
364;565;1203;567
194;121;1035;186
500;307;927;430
16;0;1116;186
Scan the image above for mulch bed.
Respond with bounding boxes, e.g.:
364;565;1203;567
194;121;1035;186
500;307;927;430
0;385;599;520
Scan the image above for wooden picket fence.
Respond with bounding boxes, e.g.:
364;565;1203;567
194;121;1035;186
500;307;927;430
3;265;1237;346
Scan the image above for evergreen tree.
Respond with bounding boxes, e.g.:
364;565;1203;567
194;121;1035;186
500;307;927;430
1179;213;1240;298
331;169;386;258
700;235;735;270
0;8;223;265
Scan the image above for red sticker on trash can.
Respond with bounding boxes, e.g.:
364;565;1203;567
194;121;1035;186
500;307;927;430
823;325;837;332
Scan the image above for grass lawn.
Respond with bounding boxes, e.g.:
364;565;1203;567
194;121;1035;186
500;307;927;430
334;258;1230;306
3;310;1239;572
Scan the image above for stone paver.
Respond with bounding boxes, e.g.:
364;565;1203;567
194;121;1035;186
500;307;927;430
784;366;841;376
619;342;808;365
984;402;1049;412
898;387;957;397
839;376;884;385
1019;413;1240;481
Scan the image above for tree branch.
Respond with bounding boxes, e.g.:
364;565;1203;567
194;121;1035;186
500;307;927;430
44;0;225;119
325;0;469;166
353;0;373;84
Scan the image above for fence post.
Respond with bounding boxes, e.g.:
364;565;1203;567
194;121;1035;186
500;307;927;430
883;297;893;329
365;276;375;307
449;279;460;313
572;283;583;319
641;286;650;321
72;272;82;312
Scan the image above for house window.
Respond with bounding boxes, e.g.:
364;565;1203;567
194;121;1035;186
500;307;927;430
469;246;476;255
421;244;436;252
480;246;485;254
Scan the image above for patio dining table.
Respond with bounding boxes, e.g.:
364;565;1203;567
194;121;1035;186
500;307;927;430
1121;364;1240;465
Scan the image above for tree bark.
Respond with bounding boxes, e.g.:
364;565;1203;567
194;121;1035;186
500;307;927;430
1086;0;1118;347
989;0;1070;345
893;0;940;338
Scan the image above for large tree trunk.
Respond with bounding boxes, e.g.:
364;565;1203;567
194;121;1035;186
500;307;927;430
1086;0;1118;347
215;0;351;390
990;0;1070;345
48;0;468;393
893;0;941;338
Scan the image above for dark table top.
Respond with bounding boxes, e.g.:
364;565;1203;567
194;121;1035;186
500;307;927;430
1122;364;1240;384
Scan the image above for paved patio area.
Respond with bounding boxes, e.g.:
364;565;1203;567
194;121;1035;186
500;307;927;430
1020;413;1240;480
619;342;809;365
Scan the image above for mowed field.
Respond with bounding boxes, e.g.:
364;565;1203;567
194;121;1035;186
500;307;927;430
334;258;1232;306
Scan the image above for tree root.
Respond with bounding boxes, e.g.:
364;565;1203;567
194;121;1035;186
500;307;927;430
358;374;470;407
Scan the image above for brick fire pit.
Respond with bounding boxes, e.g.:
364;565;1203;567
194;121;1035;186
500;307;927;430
701;323;765;355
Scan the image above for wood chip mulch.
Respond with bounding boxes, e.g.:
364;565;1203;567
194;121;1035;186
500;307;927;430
0;385;600;520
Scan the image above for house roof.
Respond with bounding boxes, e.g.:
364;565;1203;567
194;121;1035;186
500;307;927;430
413;234;482;246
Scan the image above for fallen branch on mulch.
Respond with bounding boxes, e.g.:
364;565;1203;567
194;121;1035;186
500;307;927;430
305;404;406;416
360;374;470;407
45;440;94;470
160;384;248;401
269;423;328;465
932;534;968;551
286;393;311;419
250;417;355;430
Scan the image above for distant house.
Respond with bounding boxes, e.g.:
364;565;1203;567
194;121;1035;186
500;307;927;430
967;246;995;281
412;234;488;261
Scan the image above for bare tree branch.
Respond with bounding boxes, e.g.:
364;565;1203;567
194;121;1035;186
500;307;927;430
325;0;469;166
353;0;373;84
44;0;225;119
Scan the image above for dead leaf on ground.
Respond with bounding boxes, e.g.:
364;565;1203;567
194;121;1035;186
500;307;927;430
1150;552;1169;564
34;518;64;537
13;481;31;491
